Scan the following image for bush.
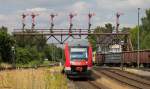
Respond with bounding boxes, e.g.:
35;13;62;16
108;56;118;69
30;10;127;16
15;47;43;65
16;47;31;64
0;28;15;63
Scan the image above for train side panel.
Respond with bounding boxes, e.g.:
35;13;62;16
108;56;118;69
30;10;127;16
95;50;150;67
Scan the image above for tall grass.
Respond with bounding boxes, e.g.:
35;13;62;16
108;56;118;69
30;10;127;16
0;67;67;89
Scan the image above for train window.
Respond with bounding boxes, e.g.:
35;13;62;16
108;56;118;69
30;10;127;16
70;48;88;60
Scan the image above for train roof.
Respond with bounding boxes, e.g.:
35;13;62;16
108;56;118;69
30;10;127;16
67;39;89;46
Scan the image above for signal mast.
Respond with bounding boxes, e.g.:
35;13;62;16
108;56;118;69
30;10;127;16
69;13;77;34
116;12;123;33
31;12;39;31
22;13;29;31
50;13;57;33
88;12;95;33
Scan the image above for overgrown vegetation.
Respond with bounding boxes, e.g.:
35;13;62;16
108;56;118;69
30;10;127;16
0;27;63;67
0;27;15;63
14;35;64;66
0;67;68;89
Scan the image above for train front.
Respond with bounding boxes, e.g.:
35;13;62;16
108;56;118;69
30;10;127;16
64;40;93;78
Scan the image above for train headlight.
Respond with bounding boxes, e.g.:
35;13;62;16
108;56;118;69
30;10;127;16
70;61;74;65
86;61;88;64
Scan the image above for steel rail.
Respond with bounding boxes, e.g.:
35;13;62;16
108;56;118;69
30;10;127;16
87;81;102;89
96;68;150;89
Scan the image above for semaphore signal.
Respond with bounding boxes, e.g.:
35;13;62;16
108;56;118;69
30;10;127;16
116;12;123;33
31;12;39;31
50;13;58;33
22;13;29;31
69;13;77;34
88;12;95;33
14;12;132;51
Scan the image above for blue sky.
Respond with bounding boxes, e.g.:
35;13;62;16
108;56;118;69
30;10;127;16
0;0;150;33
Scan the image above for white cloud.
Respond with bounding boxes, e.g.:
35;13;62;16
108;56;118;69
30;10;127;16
71;1;90;13
25;8;47;12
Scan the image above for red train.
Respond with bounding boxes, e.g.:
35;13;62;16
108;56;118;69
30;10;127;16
95;50;150;67
64;39;93;78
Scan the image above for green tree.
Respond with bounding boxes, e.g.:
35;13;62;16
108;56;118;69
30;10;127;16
141;9;150;32
105;23;114;33
121;27;131;33
140;9;150;49
15;46;43;65
14;31;47;64
14;31;47;51
44;44;63;61
130;9;150;50
15;47;31;64
44;44;52;61
0;27;14;63
130;27;138;50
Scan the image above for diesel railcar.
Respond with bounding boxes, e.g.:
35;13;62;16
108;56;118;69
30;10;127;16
64;39;93;78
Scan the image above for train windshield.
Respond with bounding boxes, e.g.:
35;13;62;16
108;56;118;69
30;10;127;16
70;48;88;60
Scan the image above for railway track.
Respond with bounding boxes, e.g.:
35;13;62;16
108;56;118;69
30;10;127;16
95;68;150;89
68;73;108;89
73;80;101;89
70;79;106;89
107;67;150;81
87;79;108;89
111;68;150;81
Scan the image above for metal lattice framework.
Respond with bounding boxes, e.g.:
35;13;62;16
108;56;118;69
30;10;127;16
13;29;132;51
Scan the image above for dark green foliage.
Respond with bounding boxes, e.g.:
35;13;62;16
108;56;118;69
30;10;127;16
121;27;131;33
44;44;64;62
15;33;47;51
130;27;138;50
141;9;150;32
15;47;31;64
0;27;15;63
105;23;114;33
15;47;43;64
140;9;150;49
44;44;52;61
14;31;47;64
14;30;64;65
141;34;150;49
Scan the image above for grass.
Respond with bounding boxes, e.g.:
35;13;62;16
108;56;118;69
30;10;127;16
0;61;58;68
0;63;13;69
0;66;68;89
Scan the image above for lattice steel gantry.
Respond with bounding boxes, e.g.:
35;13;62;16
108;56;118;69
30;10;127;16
13;12;133;51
